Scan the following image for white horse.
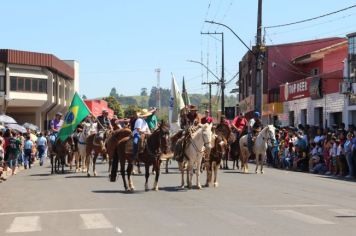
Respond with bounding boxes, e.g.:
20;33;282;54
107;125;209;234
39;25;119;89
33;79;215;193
179;123;213;189
77;122;97;173
239;125;276;174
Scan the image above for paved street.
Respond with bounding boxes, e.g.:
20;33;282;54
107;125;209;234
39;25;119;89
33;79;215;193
0;160;355;236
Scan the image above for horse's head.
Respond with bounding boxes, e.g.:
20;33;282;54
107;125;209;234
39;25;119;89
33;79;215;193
264;125;276;145
157;122;170;154
200;123;213;151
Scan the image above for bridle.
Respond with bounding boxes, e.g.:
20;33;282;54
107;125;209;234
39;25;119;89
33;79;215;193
190;128;211;153
262;127;275;144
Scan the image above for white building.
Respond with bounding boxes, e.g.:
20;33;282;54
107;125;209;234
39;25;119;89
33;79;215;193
0;49;79;130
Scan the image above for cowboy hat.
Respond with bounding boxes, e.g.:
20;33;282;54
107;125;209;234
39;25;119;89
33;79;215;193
188;105;198;111
137;109;152;117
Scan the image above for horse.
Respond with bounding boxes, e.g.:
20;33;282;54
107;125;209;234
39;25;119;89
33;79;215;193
111;122;170;191
178;123;213;189
215;123;231;169
239;125;276;174
50;136;75;174
105;128;132;173
85;130;112;177
205;133;227;187
76;122;94;173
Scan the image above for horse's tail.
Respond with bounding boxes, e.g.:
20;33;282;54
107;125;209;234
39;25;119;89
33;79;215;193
110;145;119;182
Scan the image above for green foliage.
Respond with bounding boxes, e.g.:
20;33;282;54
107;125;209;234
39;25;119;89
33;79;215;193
109;87;119;100
140;88;148;96
82;94;87;99
103;96;124;118
124;105;141;118
148;87;170;108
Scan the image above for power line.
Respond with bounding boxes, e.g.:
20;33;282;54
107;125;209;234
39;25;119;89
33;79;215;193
265;4;356;29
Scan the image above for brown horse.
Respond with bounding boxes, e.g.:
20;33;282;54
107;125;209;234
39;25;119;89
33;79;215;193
110;122;170;191
85;130;111;177
105;128;132;172
50;136;75;174
215;123;231;169
206;134;227;187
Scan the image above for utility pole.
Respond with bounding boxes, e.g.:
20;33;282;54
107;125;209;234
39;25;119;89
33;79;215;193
201;31;225;114
155;68;161;111
202;81;220;114
255;0;263;115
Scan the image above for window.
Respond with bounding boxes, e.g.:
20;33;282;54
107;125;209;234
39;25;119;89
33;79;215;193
39;80;47;93
18;77;24;91
25;78;31;91
311;68;319;76
32;79;38;91
9;76;47;93
0;76;5;91
10;77;17;91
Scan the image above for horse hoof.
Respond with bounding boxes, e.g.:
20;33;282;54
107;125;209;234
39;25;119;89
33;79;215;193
261;171;264;174
94;172;97;177
214;182;219;187
87;173;91;177
180;185;185;189
255;171;258;174
197;185;202;190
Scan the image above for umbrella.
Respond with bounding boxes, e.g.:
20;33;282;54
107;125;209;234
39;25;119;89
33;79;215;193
23;122;39;131
0;114;17;124
6;123;27;133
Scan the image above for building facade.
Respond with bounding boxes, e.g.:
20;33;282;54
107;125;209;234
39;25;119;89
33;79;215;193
0;49;79;130
238;37;347;127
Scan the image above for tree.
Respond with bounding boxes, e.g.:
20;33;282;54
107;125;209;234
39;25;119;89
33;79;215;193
148;86;170;108
103;96;124;118
109;87;119;100
124;105;141;118
140;88;148;96
82;94;87;99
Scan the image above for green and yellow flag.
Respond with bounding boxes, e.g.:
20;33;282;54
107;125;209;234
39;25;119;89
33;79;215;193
58;92;90;141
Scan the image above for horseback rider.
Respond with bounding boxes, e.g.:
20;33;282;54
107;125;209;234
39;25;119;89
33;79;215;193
49;112;64;145
247;111;262;155
145;107;158;132
96;109;113;147
132;109;152;161
186;105;201;126
201;110;213;124
231;113;248;139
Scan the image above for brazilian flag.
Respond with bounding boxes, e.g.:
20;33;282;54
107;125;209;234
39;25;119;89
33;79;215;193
58;92;91;141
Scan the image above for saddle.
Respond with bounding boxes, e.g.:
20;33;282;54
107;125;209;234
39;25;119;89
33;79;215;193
125;133;147;155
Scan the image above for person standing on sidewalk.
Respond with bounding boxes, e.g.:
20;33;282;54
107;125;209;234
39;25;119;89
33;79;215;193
6;131;22;175
36;132;47;166
23;135;33;169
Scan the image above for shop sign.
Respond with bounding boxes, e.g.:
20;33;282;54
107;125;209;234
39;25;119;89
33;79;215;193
280;80;309;101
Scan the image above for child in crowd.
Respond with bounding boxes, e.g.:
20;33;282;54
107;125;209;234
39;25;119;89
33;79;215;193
336;140;345;176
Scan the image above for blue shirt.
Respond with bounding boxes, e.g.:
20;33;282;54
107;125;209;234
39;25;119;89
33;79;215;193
344;140;352;154
24;140;33;150
37;136;47;146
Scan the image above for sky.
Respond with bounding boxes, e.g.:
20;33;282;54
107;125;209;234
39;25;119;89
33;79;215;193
2;0;356;98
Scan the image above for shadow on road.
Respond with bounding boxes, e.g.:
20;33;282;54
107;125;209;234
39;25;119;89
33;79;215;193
223;171;254;175
30;173;52;177
65;175;108;179
317;175;356;183
92;189;144;194
159;186;188;192
335;215;356;218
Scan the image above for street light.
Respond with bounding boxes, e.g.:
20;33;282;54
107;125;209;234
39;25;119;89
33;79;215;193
187;60;220;81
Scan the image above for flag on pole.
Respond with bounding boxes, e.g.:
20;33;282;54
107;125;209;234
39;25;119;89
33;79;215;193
169;74;185;133
182;77;190;106
58;92;91;141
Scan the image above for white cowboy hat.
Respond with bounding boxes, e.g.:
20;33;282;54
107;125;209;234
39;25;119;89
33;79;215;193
137;109;152;117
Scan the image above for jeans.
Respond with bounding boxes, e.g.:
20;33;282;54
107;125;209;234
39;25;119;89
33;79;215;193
132;133;140;160
24;149;32;169
37;146;46;166
345;152;354;176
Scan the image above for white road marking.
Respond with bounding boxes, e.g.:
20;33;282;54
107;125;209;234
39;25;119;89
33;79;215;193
80;213;113;229
0;208;114;216
274;210;335;225
330;209;356;216
6;216;41;233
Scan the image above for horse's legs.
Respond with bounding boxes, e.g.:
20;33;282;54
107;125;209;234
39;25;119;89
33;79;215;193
187;162;193;189
213;161;219;187
144;163;150;191
93;153;98;177
137;161;142;174
179;162;185;189
196;160;202;190
50;154;54;174
153;159;160;191
165;159;169;173
205;161;211;187
261;155;265;174
127;162;134;191
61;155;65;174
120;158;128;191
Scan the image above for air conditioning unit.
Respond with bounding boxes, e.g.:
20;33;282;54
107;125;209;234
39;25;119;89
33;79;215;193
339;81;351;94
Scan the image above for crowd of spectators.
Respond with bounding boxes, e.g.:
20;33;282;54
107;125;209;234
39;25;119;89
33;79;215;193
0;128;47;182
267;123;356;179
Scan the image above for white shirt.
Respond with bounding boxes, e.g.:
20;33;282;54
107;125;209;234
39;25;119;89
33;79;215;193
248;118;255;133
37;136;47;146
133;118;150;135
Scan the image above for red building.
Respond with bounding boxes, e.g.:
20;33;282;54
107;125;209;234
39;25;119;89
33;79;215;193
84;99;114;119
238;37;347;127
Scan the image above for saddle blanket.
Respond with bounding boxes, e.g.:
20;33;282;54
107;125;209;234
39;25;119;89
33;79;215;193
125;135;146;154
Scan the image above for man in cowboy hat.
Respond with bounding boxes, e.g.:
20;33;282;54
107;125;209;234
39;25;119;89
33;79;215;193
145;107;158;132
132;109;152;161
187;105;201;126
247;111;262;155
96;109;113;147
